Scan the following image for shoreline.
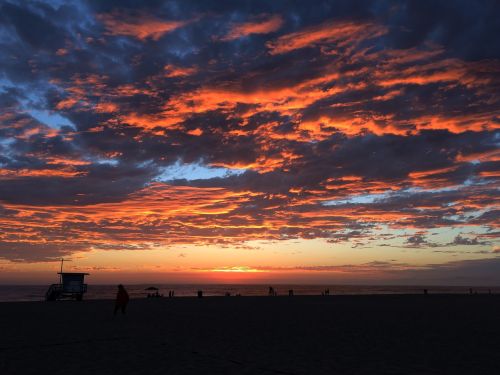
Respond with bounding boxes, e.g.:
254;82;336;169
1;283;499;303
0;290;499;304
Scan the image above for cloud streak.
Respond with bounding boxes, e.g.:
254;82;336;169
222;15;283;41
96;11;189;41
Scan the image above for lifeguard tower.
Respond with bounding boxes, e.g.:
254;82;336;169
45;260;89;301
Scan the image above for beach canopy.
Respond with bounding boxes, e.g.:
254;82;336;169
145;286;159;291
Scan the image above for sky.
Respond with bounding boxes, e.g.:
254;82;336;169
0;0;499;285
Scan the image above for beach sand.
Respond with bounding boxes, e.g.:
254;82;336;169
1;294;499;374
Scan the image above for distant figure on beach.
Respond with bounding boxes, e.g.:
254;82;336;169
269;286;274;296
423;289;428;295
114;284;129;315
288;289;294;296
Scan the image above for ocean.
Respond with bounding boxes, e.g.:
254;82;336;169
0;284;498;302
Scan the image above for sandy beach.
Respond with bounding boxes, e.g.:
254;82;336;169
1;294;499;374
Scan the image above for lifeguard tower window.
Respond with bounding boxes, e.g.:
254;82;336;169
61;273;87;293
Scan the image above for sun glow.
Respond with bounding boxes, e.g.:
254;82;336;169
209;266;264;273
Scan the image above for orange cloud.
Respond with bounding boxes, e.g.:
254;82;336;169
56;98;79;110
53;74;112;113
162;71;343;124
44;157;91;166
45;23;498;148
375;59;468;87
164;64;198;78
222;15;283;41
266;20;387;55
94;102;118;113
456;149;500;163
409;166;459;179
97;12;188;41
121;112;184;132
1;179;497;264
187;128;203;136
479;171;500;178
300;108;500;137
0;168;85;178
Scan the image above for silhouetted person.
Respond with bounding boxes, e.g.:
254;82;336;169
114;284;129;315
288;289;294;296
469;288;473;295
197;290;203;298
423;289;428;295
269;286;274;296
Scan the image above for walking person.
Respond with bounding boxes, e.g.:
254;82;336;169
114;284;129;315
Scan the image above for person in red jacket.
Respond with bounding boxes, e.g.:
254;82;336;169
114;284;129;315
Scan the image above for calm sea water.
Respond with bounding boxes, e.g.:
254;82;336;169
0;284;498;302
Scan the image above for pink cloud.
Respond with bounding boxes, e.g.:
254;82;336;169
97;12;188;41
222;15;283;41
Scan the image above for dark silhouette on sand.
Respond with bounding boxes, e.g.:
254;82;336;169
114;284;129;315
145;286;163;298
147;291;162;298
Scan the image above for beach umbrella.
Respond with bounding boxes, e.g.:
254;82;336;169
145;286;159;291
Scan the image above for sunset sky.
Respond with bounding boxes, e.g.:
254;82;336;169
0;0;499;285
